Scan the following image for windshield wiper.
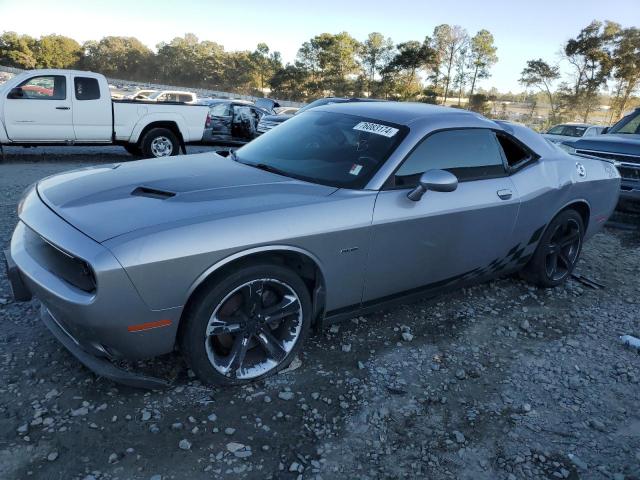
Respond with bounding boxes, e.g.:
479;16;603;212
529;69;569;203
252;163;290;177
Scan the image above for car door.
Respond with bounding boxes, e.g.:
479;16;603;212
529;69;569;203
208;102;232;140
3;74;74;141
363;128;520;303
71;75;112;142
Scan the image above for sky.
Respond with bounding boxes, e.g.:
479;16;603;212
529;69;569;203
1;0;639;92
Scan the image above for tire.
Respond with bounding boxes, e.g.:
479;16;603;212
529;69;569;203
521;209;584;288
123;144;142;156
140;128;179;158
180;263;312;386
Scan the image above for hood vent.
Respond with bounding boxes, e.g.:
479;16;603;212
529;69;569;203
131;186;176;199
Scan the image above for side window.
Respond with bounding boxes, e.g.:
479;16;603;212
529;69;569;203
496;134;532;168
209;103;231;116
15;75;66;100
74;77;100;101
157;94;167;102
394;129;505;187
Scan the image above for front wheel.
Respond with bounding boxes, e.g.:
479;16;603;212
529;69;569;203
522;209;584;288
141;128;179;158
180;264;312;386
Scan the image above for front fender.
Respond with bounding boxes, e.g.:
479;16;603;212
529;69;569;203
185;245;328;301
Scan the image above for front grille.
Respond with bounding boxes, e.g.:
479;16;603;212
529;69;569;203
24;227;96;292
618;166;640;181
576;149;640;164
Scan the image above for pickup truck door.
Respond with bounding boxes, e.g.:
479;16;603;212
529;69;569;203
3;74;74;141
71;75;112;141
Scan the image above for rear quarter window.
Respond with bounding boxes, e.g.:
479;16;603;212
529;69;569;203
74;77;101;101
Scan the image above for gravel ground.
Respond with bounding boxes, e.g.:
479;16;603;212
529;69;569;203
0;148;639;480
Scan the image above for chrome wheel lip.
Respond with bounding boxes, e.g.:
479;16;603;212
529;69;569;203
150;136;173;157
544;218;581;282
205;278;303;380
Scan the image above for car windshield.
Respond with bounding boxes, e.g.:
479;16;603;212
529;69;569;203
234;111;406;189
296;98;345;115
608;110;640;134
547;125;587;137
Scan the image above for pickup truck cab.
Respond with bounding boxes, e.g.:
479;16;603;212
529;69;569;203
564;107;640;203
0;69;208;158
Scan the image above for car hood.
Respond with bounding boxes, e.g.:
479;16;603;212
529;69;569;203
542;134;581;144
36;153;338;242
568;134;640;156
260;114;294;123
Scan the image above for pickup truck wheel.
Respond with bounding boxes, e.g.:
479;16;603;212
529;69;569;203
123;144;142;156
141;128;179;158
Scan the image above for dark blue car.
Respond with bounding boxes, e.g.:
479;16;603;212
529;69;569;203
564;107;640;203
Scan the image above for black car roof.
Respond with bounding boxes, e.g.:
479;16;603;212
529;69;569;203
315;101;481;126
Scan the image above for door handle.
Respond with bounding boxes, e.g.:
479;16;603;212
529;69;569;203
55;106;70;110
497;189;513;200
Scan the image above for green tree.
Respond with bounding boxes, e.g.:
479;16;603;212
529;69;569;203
295;32;361;96
564;20;617;122
359;32;395;95
34;34;82;68
520;59;561;122
467;29;498;99
269;64;310;101
82;36;153;81
431;24;469;104
155;34;226;88
384;39;434;100
609;27;640;122
250;43;282;93
0;31;37;68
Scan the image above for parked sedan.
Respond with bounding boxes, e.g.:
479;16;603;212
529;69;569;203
201;99;273;145
256;97;379;135
543;123;604;144
5;102;620;388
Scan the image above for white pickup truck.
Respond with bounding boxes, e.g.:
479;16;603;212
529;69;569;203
0;69;208;158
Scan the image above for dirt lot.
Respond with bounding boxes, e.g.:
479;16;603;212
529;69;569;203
0;147;639;480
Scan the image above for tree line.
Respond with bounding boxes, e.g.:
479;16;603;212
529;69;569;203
1;21;638;125
0;27;497;105
520;21;640;124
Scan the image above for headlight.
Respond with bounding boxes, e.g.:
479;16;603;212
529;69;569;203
17;183;36;216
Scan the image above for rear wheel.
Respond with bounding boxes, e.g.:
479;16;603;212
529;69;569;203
141;128;179;158
180;264;312;386
522;209;584;288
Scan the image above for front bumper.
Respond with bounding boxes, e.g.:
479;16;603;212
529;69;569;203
7;189;181;387
41;305;169;389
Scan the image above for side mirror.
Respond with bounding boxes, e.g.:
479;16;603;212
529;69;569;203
407;169;458;201
7;87;24;99
601;127;609;134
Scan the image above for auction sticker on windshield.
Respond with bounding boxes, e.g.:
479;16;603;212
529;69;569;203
353;122;399;138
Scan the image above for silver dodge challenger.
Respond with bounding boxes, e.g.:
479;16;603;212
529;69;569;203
4;102;620;388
